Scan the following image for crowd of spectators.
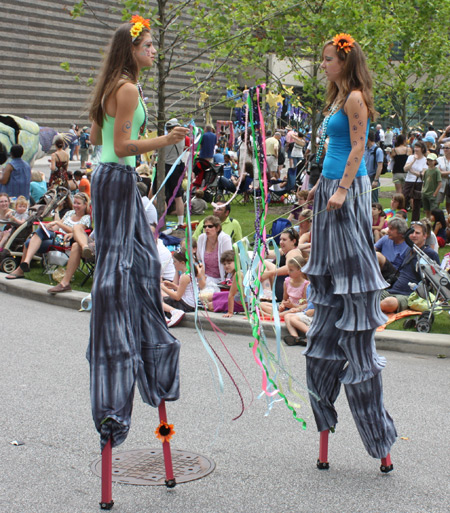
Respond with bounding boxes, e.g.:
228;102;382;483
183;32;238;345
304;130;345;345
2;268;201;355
0;121;449;335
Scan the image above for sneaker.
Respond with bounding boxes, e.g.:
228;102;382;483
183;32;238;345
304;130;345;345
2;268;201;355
167;309;185;327
82;245;94;260
165;316;170;325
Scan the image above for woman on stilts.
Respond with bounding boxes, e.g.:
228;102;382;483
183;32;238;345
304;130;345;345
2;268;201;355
87;17;188;451
303;33;396;472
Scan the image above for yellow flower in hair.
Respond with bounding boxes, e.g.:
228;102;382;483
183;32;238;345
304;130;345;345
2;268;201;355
131;21;144;38
332;33;355;54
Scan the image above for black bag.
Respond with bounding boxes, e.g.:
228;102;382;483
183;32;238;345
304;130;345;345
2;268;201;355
412;177;422;200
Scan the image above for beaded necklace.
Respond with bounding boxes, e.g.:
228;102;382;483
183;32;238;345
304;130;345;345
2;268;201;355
120;71;148;136
315;100;339;163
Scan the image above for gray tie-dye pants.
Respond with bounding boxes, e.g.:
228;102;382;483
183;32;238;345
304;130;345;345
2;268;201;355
87;163;180;450
302;175;397;459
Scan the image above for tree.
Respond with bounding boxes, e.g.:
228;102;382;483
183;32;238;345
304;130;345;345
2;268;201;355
372;0;450;133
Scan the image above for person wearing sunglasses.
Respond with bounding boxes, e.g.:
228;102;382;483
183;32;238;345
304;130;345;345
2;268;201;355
196;215;232;286
380;221;440;313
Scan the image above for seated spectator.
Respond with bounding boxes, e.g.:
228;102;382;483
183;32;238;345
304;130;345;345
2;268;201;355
193;200;243;244
284;283;315;346
0;193;13;230
380;222;440;313
0;144;31;199
384;193;405;221
421;217;439;252
213;148;225;165
6;192;91;279
149;224;176;282
190;190;208;215
259;255;308;319
431;209;447;247
262;227;304;301
196;215;232;286
375;217;409;283
137;182;158;226
217;154;239;194
296;209;312;252
74;170;91;198
288;189;310;223
161;251;206;327
395;209;408;220
47;225;95;294
202;250;245;316
30;170;48;204
55;195;74;220
372;203;386;242
5;195;29;225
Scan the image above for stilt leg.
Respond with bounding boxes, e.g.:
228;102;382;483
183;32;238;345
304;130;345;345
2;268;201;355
100;439;114;509
380;453;393;473
317;430;330;470
158;400;176;488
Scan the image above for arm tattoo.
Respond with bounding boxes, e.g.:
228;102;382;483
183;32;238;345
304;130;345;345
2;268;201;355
352;125;358;132
122;120;132;133
126;143;139;154
353;113;359;119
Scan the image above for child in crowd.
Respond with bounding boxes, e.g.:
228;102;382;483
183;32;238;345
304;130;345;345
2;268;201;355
190;189;208;215
372;203;386;242
161;250;205;327
384;193;405;221
420;217;439;252
201;250;245;316
288;188;310;222
259;255;309;319
421;153;441;219
394;209;408;220
431;209;447;247
284;283;315;346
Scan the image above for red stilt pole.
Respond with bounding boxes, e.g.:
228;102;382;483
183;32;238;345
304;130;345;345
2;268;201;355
317;430;330;469
100;439;114;509
380;453;393;473
158;400;176;487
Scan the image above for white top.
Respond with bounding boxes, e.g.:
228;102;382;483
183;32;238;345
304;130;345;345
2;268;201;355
157;239;175;281
60;210;91;233
437;156;450;193
404;155;426;183
181;274;196;307
142;196;158;225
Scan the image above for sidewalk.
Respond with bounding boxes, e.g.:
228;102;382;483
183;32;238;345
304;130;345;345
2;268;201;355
2;277;448;357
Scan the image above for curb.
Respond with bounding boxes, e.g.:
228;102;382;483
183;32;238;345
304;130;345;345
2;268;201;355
1;277;448;358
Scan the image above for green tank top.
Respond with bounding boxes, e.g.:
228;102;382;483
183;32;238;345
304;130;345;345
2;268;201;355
100;93;145;167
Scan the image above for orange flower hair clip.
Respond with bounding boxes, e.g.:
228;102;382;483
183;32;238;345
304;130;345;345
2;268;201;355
332;33;355;54
130;15;151;41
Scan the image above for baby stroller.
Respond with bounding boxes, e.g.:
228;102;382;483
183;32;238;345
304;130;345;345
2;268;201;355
0;187;69;274
191;158;222;203
402;230;450;333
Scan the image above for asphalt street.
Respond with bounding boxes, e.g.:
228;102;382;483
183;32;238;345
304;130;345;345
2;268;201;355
1;292;449;513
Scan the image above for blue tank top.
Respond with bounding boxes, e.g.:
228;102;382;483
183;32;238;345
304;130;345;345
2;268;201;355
322;109;369;179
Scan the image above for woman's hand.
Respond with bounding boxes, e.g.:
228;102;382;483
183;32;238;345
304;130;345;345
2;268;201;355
63;233;73;243
167;127;189;145
223;312;233;318
327;188;347;211
163;280;177;290
307;182;319;203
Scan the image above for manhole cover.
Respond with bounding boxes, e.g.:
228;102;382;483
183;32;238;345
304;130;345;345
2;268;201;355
90;448;215;486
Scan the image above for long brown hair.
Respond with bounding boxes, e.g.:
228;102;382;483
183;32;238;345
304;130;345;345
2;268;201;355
322;40;377;121
89;23;150;127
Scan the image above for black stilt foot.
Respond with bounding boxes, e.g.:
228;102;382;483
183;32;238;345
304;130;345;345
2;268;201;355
380;463;394;473
100;500;114;510
316;459;330;470
165;478;177;488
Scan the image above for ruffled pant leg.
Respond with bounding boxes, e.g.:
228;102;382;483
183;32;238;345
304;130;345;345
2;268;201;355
88;164;180;451
304;275;396;458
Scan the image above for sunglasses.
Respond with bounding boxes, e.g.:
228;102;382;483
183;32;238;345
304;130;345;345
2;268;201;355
411;221;424;227
204;224;215;229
